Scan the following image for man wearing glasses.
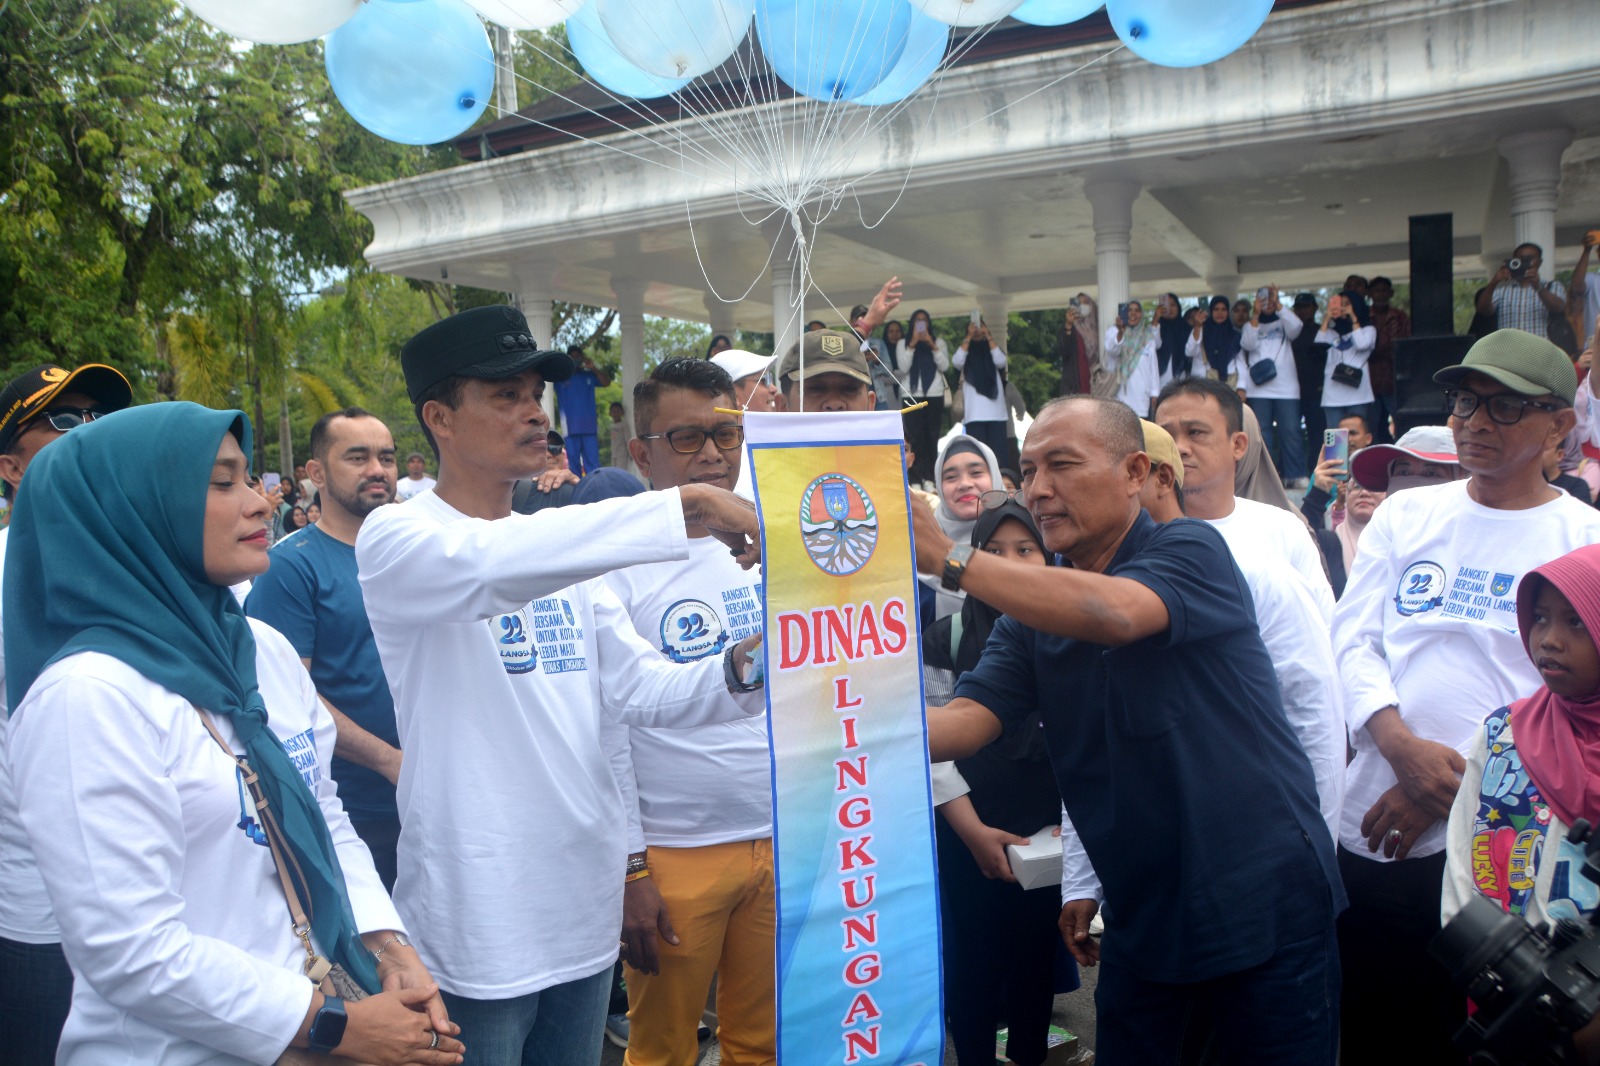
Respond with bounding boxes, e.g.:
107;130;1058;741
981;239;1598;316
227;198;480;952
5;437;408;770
1332;328;1600;1063
601;357;774;1066
0;363;132;1065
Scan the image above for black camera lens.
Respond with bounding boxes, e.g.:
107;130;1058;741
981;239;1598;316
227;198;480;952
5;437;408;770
1432;895;1549;1012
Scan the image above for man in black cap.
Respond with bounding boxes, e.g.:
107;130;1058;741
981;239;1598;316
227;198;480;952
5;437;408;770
355;306;767;1066
0;362;132;1065
775;329;879;413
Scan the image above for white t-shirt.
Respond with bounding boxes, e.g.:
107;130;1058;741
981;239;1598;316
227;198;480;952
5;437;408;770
1103;327;1160;415
1205;497;1335;623
0;526;57;943
10;621;399;1066
952;345;1011;424
356;489;764;999
1317;325;1377;407
395;475;437;502
1333;480;1600;860
1228;549;1344;842
1235;314;1303;401
602;537;769;851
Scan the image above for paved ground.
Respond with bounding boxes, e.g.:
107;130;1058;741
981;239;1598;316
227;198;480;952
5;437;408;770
599;960;1099;1065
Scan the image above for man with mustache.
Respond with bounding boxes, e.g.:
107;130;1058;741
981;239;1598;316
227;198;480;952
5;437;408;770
246;407;406;889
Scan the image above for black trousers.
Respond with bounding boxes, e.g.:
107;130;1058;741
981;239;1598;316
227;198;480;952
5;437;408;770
936;818;1067;1066
1336;846;1465;1065
349;813;401;894
905;397;945;485
0;936;72;1066
963;420;1010;473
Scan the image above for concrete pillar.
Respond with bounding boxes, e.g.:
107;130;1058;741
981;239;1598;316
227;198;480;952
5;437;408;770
1085;179;1140;317
704;292;738;347
1205;274;1243;302
765;215;804;364
1498;128;1572;260
513;263;556;350
612;278;648;438
978;294;1012;354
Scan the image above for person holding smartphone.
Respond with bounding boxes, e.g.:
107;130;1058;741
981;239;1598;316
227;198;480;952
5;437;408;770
1102;298;1160;417
898;308;949;484
953;318;1009;462
1317;290;1378;434
1567;229;1600;352
1237;284;1307;488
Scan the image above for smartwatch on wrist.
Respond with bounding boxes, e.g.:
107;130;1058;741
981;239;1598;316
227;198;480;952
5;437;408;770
942;543;976;591
307;995;348;1054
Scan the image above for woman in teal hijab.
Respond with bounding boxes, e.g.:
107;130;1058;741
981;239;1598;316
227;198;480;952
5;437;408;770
4;403;462;1064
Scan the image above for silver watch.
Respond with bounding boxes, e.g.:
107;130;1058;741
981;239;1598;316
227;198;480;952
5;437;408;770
373;932;412;962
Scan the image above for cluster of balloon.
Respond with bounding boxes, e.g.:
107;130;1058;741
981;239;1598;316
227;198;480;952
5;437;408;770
177;0;1274;147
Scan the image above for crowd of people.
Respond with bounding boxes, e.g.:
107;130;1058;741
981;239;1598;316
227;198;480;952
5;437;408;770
2;246;1600;1066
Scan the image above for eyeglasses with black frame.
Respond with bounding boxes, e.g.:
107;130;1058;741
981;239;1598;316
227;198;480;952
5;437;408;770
1444;388;1560;426
639;424;745;454
35;407;110;433
978;488;1021;510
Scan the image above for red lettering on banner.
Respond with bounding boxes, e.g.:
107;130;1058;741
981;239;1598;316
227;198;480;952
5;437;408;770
775;601;909;669
881;599;908;654
835;755;868;792
777;612;809;670
841;992;881;1027
838;796;872;830
839;835;876;871
834;676;863;709
842;911;878;951
843;1026;880;1064
841;875;876;908
844;952;881;986
840;716;860;750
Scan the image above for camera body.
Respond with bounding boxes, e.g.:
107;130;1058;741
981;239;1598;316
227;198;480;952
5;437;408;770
1432;819;1600;1065
1508;256;1529;279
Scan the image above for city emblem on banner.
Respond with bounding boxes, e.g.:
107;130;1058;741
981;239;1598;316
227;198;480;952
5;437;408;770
800;473;878;576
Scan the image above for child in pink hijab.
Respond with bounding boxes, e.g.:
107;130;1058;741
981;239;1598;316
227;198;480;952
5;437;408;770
1442;544;1600;930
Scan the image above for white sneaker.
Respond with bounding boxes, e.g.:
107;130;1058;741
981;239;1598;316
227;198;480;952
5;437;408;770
605;1013;630;1048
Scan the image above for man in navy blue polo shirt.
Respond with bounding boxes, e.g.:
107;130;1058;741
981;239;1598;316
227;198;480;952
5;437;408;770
913;395;1343;1064
247;406;404;889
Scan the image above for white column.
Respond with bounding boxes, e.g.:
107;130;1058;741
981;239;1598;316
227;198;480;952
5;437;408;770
1085;179;1140;316
704;292;738;347
1498;128;1572;260
765;216;804;362
1205;274;1243;302
513;262;556;350
612;278;648;437
978;294;1011;354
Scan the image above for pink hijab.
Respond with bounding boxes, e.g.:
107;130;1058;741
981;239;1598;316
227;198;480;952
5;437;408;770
1511;544;1600;829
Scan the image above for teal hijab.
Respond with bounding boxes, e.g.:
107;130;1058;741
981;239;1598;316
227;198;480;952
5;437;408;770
4;402;380;993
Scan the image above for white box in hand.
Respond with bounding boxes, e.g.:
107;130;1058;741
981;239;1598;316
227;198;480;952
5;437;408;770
1006;824;1063;891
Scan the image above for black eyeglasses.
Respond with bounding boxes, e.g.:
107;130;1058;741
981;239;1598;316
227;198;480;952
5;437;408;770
639;424;744;454
978;488;1021;509
35;407;109;432
1444;388;1560;426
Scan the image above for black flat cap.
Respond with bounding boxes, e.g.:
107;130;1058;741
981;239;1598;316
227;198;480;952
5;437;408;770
402;305;574;403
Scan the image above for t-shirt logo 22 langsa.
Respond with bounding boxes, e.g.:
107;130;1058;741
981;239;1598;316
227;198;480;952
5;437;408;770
491;595;587;676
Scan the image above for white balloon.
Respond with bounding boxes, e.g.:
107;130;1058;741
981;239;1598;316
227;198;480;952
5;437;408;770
180;0;362;44
906;0;1024;28
599;0;752;79
465;0;590;30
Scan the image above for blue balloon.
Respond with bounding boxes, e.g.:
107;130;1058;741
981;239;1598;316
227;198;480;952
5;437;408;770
847;9;946;106
1010;0;1101;27
567;1;693;98
756;0;911;101
325;0;495;145
1105;0;1272;68
324;0;492;145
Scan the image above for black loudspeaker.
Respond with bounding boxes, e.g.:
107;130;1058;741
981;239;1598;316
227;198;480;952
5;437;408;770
1409;213;1454;337
1393;334;1473;437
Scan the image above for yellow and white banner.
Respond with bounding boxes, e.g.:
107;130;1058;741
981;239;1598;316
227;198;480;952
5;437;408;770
745;410;943;1066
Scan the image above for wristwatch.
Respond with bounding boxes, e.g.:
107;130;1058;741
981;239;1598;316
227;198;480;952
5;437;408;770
724;643;762;693
307;995;348;1054
942;543;976;591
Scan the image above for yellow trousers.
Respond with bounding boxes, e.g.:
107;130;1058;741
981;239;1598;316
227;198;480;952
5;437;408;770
624;839;776;1066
